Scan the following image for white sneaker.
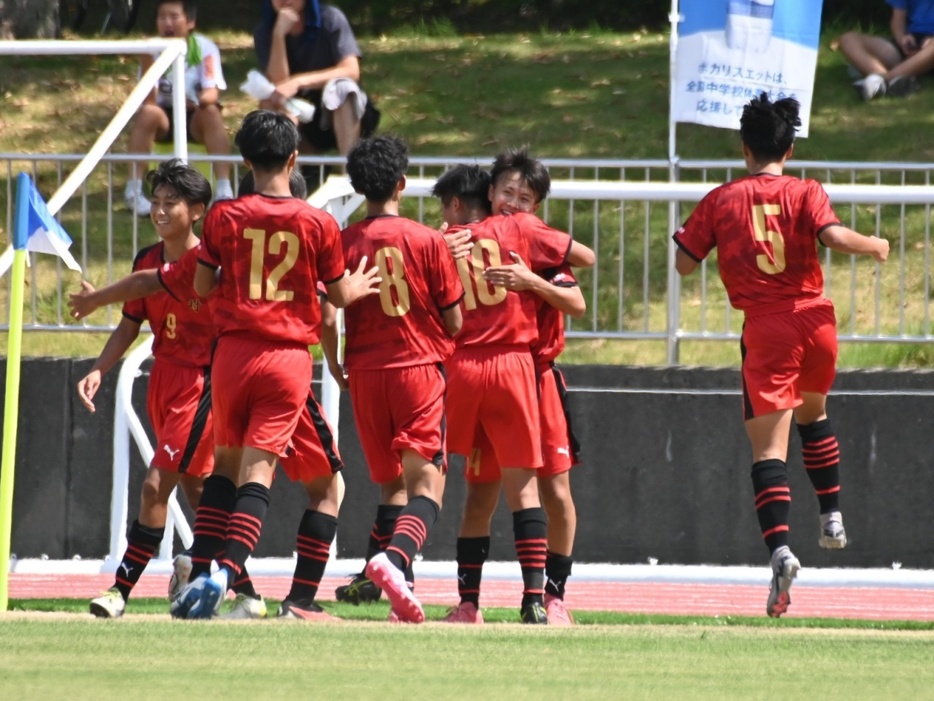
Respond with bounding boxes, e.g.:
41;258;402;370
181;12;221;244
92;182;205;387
766;546;801;618
214;178;234;201
854;73;886;101
90;587;126;619
819;511;847;549
222;592;267;619
167;552;193;600
124;183;151;216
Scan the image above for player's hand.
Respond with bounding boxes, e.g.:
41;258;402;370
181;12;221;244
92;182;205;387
273;7;300;36
899;34;918;55
77;370;102;413
272;77;301;103
327;361;348;391
68;280;99;321
873;237;890;263
482;252;537;291
443;229;472;260
346;255;382;301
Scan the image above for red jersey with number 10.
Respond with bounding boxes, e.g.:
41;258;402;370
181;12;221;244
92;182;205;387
449;212;572;348
199;193;345;345
341;215;464;370
673;174;840;316
123;243;214;367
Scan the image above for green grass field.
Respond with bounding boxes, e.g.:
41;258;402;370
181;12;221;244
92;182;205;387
3;600;934;700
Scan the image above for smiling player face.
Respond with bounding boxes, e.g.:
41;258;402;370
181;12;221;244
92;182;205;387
489;170;540;216
150;185;200;241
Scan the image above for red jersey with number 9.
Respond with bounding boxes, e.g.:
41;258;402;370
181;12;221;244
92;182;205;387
673;174;840;315
123;243;214;367
340;215;464;370
449;212;572;348
198;193;346;345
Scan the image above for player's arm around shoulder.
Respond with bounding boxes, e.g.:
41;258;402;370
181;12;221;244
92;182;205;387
818;225;890;263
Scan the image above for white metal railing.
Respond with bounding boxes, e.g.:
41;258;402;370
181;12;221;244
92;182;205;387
5;155;934;361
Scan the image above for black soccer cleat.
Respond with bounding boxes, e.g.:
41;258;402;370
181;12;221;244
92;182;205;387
335;572;382;605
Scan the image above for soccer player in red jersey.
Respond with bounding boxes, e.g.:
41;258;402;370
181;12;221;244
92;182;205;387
325;135;464;623
77;160;214;619
444;148;587;626
673;93;889;618
173;110;379;619
432;164;593;624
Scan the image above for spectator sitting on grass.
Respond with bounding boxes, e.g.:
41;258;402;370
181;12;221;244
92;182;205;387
838;0;934;100
125;0;234;216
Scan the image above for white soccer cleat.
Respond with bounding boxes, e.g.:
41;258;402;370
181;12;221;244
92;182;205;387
124;183;151;217
766;546;800;618
214;179;234;202
221;593;267;620
167;552;192;600
819;512;847;549
90;587;126;619
854;73;886;101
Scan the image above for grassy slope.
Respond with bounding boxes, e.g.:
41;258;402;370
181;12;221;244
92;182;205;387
3;28;934;364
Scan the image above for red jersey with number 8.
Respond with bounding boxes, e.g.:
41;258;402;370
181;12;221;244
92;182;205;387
341;215;464;370
198;193;345;345
449;212;572;348
673;174;839;316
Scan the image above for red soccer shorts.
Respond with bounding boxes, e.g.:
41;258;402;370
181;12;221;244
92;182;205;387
349;364;447;484
464;362;578;483
147;359;214;476
446;347;542;470
279;391;343;482
741;299;838;420
211;334;312;456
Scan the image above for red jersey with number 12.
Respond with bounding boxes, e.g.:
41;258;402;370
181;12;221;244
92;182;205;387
450;212;572;348
199;193;345;345
341;215;464;370
123;243;214;367
673;174;839;315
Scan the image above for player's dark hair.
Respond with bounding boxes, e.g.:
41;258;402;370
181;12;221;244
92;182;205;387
146;158;212;206
346;135;408;202
490;146;551;203
155;0;197;21
740;92;801;162
235;110;300;172
238;168;308;199
431;164;493;213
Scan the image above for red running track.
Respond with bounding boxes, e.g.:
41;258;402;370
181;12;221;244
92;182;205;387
8;573;934;621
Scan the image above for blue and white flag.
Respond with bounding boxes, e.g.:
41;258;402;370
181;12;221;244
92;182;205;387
672;0;824;136
0;173;81;277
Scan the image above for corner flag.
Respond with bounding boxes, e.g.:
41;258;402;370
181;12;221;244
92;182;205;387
1;173;82;610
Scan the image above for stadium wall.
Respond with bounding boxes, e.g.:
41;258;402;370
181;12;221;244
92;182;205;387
1;358;932;569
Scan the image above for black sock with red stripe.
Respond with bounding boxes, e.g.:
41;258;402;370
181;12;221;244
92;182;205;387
190;474;236;579
386;496;438;572
113;520;163;600
513;507;548;608
286;510;338;604
218;482;269;582
797;418;841;514
751;459;791;554
455;536;490;606
545;551;573;600
371;504;414;585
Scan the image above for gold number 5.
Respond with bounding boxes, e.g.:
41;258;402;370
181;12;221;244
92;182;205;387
753;204;785;275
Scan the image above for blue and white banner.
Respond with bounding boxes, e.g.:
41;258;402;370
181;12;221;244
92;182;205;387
672;0;824;136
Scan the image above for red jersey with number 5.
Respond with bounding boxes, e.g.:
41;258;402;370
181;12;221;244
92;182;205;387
449;212;572;348
198;193;345;345
123;243;214;367
341;215;464;370
673;174;840;315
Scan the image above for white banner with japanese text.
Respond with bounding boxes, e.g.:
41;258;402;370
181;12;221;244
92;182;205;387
672;0;824;137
